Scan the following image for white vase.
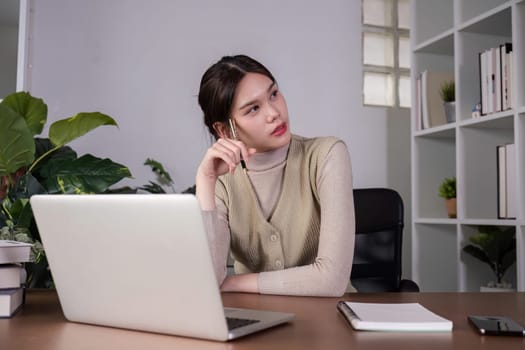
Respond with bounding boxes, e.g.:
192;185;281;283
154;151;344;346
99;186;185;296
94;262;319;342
480;286;516;292
443;101;456;123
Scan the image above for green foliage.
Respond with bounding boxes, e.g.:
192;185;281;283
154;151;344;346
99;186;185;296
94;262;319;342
438;177;456;199
140;158;196;194
0;91;132;287
439;80;455;102
140;158;175;193
462;226;516;284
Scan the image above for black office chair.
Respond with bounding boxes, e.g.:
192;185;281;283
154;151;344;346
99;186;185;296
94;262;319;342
350;188;419;292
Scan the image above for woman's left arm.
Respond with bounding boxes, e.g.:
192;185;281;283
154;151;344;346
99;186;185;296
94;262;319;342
256;141;355;296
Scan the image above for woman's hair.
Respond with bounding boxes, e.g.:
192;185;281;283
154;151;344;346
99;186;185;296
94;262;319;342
198;55;276;139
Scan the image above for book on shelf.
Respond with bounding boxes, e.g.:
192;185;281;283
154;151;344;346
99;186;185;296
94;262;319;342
0;240;32;264
501;43;513;110
479;43;513;116
0;264;25;289
497;145;507;219
497;143;516;219
0;288;24;318
337;301;453;332
415;75;422;131
419;70;454;129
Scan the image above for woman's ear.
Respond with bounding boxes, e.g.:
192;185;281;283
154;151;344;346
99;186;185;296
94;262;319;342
213;122;231;139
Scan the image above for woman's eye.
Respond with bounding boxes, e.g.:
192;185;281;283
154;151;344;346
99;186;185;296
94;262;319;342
270;90;279;99
248;105;259;114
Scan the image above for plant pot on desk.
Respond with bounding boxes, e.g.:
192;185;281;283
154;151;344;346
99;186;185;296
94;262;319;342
445;198;457;218
480;282;516;292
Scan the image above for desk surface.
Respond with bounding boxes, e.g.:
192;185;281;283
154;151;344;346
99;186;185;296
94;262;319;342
2;290;525;350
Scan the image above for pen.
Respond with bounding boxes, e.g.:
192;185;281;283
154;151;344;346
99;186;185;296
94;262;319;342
228;118;247;173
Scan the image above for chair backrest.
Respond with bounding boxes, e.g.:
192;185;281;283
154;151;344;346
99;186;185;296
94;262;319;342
351;188;404;292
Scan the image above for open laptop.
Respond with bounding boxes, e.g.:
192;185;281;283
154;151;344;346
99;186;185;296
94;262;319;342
30;194;294;341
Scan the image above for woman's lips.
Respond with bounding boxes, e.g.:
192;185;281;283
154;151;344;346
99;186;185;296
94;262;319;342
272;123;287;136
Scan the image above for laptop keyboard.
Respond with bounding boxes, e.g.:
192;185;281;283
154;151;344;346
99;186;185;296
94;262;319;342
226;317;260;330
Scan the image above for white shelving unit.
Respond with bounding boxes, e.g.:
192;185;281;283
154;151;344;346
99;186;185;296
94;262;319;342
411;0;524;292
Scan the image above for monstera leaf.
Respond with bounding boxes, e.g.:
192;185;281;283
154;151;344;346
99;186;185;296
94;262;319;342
1;91;47;135
0;103;35;176
39;154;132;194
49;112;117;147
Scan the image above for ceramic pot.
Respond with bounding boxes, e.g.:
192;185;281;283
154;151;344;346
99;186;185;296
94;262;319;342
444;101;456;123
445;198;456;218
480;286;516;292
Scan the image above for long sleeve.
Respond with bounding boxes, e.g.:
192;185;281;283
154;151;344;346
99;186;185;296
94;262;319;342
201;209;230;285
257;141;355;296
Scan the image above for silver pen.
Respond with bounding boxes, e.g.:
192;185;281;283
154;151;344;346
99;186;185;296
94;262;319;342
228;118;247;173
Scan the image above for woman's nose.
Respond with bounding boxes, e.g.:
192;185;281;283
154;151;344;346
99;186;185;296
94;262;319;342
266;104;279;122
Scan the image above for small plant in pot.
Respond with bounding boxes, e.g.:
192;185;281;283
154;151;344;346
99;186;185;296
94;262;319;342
462;226;516;291
439;80;455;123
438;176;456;218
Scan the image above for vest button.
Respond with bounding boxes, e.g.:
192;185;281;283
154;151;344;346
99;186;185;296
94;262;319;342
275;259;282;268
270;234;279;242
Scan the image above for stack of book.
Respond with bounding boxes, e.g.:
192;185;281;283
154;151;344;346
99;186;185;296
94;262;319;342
0;240;32;318
497;143;516;219
479;43;513;116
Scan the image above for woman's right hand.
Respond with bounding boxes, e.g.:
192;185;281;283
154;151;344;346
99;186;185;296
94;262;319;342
199;138;254;178
195;138;255;210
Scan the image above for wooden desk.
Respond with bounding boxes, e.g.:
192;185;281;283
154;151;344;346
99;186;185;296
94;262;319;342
2;290;524;349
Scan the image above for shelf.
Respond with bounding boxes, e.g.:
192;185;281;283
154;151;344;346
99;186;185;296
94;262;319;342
458;0;512;24
413;0;454;47
414;218;457;225
460;218;517;225
411;0;524;292
413;30;454;55
459;112;513;129
458;3;512;36
414;123;455;138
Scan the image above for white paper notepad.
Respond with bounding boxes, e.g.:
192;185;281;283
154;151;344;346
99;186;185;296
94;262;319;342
337;301;453;332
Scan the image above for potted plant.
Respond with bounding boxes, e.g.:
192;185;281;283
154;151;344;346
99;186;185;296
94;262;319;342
438;176;456;218
0;91;132;287
462;226;516;291
439;80;455;123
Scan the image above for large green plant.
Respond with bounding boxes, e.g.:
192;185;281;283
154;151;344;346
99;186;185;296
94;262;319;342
0;91;132;287
462;226;516;285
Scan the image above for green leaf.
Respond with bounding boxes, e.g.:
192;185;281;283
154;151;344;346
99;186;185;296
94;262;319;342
32;139;77;176
144;158;174;184
463;245;492;266
39;154;132;194
49;112;118;147
139;181;167;194
1;91;47;135
0;104;35;176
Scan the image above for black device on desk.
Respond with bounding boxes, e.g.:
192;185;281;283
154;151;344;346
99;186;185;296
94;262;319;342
468;316;525;336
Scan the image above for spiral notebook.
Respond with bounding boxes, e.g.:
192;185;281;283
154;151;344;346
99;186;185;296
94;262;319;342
337;301;453;332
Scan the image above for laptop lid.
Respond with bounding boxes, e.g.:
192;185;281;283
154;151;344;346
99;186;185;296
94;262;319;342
30;194;293;341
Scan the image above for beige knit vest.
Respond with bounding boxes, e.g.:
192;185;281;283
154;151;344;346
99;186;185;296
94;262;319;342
216;135;340;274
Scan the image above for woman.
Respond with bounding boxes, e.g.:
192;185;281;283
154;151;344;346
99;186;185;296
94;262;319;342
196;55;355;297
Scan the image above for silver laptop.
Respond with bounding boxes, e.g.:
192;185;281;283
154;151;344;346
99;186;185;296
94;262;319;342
30;194;294;341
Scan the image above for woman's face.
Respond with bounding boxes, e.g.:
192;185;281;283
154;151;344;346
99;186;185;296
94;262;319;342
229;73;291;152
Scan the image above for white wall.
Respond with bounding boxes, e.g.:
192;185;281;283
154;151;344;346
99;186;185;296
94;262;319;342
23;0;412;275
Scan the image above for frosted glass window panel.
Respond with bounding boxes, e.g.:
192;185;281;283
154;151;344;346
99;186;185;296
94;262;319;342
398;0;410;29
363;32;394;67
399;74;411;108
399;36;410;69
364;71;394;106
363;0;392;27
